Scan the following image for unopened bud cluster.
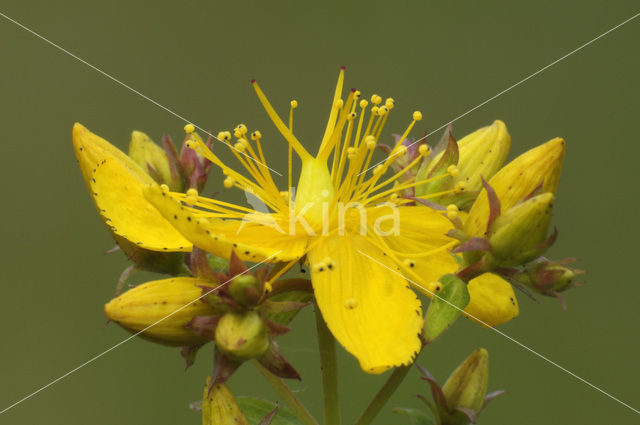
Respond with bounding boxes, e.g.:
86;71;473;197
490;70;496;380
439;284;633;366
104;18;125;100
383;121;583;307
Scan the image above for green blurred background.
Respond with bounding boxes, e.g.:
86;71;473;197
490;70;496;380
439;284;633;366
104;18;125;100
1;1;639;424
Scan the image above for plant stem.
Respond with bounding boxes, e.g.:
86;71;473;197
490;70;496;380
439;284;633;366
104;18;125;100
354;365;411;425
315;306;341;425
253;361;319;425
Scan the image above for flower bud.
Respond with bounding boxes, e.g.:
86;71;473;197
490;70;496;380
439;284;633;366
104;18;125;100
104;277;216;346
415;121;510;209
214;312;269;360
454;120;510;208
202;377;249;425
465;138;564;237
488;192;554;266
128;131;175;189
516;260;582;296
442;348;489;413
227;274;261;307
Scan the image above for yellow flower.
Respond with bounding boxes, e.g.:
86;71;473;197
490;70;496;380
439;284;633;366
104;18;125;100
74;69;520;373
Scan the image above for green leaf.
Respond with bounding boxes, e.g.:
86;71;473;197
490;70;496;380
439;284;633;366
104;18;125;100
423;274;470;343
237;396;303;425
393;407;435;425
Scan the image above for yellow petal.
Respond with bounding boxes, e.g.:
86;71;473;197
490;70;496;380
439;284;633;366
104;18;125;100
465;138;565;237
365;205;459;288
308;234;423;374
464;273;519;327
73;123;192;252
144;183;308;262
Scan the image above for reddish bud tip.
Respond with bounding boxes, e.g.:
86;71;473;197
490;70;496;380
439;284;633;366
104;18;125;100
351;88;356;92
340;66;346;70
250;79;256;84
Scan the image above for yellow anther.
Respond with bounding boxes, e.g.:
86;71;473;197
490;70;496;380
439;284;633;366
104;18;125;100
373;164;384;175
447;204;459;219
359;99;369;109
185;140;194;149
378;106;388;116
237;124;247;134
234;142;245;151
447;164;459;178
390;193;400;203
395;145;408;157
279;190;290;201
365;135;377;149
385;98;395;109
371;106;379;115
354;90;361;99
371;94;382;105
223;177;235;189
419;144;431;156
403;258;416;268
160;184;170;193
344;298;359;309
454;181;467;193
348;112;357;120
413;111;423;121
224;131;232;141
347;147;357;159
264;281;273;294
184;123;195;134
335;99;344;109
312;262;327;273
216;131;226;140
290;100;298;109
251;130;262;140
186;188;198;197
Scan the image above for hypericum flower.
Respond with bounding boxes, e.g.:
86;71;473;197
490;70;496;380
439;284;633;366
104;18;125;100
143;68;465;373
73;68;520;373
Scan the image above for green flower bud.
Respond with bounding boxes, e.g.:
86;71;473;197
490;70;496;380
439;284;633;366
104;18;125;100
442;348;489;413
454;120;510;207
516;261;582;296
415;121;510;209
104;277;216;346
227;274;261;307
128;131;177;190
214;312;269;360
466;138;564;237
488;192;554;266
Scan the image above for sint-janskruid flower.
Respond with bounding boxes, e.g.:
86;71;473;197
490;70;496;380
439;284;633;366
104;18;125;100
73;68;519;373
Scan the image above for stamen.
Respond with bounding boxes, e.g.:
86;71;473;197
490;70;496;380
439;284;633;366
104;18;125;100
252;80;312;162
447;204;459;220
184;123;195;134
419;144;430;156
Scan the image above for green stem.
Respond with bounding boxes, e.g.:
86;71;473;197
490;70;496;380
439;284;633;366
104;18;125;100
315;306;341;425
253;361;319;425
354;365;411;425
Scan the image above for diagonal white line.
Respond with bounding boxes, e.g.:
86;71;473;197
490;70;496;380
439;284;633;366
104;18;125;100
357;249;640;415
0;10;283;177
0;251;281;415
359;10;640;177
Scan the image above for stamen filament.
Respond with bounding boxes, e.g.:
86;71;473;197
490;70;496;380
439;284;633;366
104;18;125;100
252;81;312;162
